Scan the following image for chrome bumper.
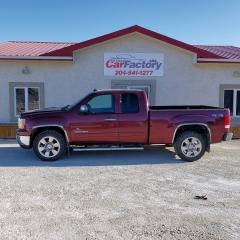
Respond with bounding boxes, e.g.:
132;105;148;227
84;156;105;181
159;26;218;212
16;135;31;149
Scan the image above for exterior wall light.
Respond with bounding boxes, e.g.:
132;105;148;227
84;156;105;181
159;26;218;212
22;66;30;74
233;71;240;78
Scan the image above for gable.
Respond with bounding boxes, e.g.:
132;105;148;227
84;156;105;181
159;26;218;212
1;25;240;63
40;25;221;59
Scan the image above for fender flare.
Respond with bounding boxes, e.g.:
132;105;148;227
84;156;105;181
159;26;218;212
172;123;211;152
32;124;69;143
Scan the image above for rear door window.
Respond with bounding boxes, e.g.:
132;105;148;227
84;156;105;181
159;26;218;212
121;93;139;113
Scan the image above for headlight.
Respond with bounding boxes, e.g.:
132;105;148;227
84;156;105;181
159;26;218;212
18;118;26;129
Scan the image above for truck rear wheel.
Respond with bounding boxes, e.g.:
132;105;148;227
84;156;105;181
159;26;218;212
33;130;67;161
174;131;206;161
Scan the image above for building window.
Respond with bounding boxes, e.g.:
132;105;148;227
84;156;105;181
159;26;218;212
9;82;44;122
14;87;40;116
224;89;240;117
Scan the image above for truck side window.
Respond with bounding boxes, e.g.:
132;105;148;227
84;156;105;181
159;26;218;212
121;93;139;113
87;94;115;114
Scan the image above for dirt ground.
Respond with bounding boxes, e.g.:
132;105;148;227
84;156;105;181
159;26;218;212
0;139;239;240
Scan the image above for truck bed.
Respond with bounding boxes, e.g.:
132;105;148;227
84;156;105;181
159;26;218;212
149;105;229;145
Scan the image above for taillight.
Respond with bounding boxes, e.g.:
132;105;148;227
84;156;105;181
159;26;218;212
224;112;230;129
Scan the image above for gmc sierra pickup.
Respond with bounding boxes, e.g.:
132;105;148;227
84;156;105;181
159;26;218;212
17;89;233;161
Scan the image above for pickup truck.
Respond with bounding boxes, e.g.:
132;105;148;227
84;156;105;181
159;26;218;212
16;89;233;161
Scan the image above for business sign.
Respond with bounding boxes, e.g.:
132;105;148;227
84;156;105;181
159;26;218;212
104;53;164;76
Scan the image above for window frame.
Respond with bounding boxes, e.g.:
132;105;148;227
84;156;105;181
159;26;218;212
111;80;157;105
86;93;115;114
14;87;41;117
223;88;240;117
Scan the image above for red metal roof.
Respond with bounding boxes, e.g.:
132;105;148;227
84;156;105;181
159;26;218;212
0;26;240;61
40;25;221;59
194;45;240;59
0;41;75;56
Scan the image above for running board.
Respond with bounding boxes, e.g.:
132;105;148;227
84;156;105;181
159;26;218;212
72;146;144;152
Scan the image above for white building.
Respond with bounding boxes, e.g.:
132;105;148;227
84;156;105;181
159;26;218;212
0;25;239;137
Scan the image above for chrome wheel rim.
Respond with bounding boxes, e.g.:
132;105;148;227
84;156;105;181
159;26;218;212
181;137;202;158
38;136;60;158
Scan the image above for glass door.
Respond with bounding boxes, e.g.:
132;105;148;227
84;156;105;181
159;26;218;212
114;85;151;103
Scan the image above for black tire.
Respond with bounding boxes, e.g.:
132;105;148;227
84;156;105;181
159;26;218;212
33;130;67;161
174;131;206;161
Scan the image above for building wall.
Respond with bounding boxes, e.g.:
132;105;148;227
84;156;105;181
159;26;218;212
0;61;72;122
72;33;240;107
0;33;240;123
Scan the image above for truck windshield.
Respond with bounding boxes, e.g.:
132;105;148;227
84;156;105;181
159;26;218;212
61;93;91;111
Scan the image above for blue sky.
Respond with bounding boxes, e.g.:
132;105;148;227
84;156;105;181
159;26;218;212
0;0;240;46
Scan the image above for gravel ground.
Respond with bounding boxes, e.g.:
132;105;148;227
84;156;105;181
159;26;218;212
0;140;239;240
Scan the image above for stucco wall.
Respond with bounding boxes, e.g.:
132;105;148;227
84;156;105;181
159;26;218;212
0;33;240;123
0;61;73;122
72;33;240;107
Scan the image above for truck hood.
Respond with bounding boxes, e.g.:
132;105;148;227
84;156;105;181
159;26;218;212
20;107;65;118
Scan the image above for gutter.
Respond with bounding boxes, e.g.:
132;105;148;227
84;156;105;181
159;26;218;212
197;58;240;63
0;55;73;61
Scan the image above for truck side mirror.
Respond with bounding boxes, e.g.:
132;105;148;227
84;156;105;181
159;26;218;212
79;104;89;114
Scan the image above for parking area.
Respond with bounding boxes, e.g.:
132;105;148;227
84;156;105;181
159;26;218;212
0;140;239;240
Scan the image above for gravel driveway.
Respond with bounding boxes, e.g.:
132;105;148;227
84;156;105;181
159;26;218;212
0;140;239;240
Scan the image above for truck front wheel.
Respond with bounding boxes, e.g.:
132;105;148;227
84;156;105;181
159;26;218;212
174;131;206;161
33;130;67;161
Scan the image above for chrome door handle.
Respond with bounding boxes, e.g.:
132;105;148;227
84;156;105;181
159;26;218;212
104;118;117;122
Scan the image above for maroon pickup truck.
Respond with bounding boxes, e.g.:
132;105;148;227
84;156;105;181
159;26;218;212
17;89;233;161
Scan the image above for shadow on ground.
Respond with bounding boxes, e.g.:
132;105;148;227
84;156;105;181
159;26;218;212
0;145;185;167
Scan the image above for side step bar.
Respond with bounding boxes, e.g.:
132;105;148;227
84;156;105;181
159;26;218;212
72;146;144;152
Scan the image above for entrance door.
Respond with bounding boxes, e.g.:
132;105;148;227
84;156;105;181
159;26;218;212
113;85;151;103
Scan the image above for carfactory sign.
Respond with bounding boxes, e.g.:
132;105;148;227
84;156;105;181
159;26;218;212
104;53;164;76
